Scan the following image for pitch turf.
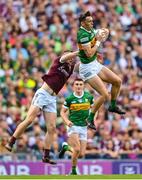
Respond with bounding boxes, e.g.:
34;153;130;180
0;175;142;179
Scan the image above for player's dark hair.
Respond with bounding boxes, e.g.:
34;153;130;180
79;11;91;23
73;78;84;85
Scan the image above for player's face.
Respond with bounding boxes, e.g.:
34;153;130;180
68;59;72;63
83;16;93;30
73;81;84;94
67;58;74;65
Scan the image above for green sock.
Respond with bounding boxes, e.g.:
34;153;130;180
72;166;77;172
87;112;95;124
64;145;71;151
110;100;116;109
70;166;77;175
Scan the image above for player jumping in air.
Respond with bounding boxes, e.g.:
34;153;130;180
5;51;78;164
77;11;125;130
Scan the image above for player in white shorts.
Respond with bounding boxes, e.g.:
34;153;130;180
77;11;125;130
59;78;99;175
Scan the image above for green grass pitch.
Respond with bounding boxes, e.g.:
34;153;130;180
0;174;142;179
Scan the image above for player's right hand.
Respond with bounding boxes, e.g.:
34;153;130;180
66;120;73;127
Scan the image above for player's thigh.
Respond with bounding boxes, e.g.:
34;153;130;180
26;104;40;121
43;112;57;129
80;140;87;156
42;98;57;129
98;66;121;84
68;133;80;149
86;75;108;95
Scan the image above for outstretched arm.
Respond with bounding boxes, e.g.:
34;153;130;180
60;51;79;63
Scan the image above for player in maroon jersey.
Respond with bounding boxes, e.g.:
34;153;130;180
5;51;78;164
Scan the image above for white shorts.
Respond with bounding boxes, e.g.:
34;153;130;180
79;59;104;81
31;88;57;113
67;125;87;141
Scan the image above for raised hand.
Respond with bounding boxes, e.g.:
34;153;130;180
96;28;109;42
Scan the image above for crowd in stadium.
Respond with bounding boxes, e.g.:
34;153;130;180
0;0;142;160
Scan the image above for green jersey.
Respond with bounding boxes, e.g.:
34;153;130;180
77;26;98;64
63;91;94;126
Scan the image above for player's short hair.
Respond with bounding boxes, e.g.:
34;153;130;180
79;11;91;23
73;78;84;85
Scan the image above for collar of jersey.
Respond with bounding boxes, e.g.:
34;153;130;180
80;26;92;33
73;91;84;98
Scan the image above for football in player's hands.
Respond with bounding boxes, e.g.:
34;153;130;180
96;28;109;42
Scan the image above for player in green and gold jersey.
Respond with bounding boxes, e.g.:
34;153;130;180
77;11;125;130
58;78;102;175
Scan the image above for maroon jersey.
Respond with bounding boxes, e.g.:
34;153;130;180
42;57;75;94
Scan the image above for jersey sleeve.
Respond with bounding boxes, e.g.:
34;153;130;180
78;32;90;45
63;97;70;109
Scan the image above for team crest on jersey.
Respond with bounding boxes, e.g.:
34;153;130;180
78;99;83;103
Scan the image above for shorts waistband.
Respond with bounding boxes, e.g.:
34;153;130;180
41;83;56;96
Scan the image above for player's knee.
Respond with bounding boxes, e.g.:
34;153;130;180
116;77;122;86
113;77;122;87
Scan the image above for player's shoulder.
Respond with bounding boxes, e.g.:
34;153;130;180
53;56;61;64
77;27;91;43
65;93;74;101
84;91;91;95
77;27;89;36
84;91;93;97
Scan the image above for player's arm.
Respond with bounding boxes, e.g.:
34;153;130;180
80;29;109;58
81;34;104;58
60;105;73;127
60;51;79;63
82;42;99;58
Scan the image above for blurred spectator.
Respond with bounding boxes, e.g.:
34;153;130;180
102;139;120;159
137;139;142;159
119;140;137;159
